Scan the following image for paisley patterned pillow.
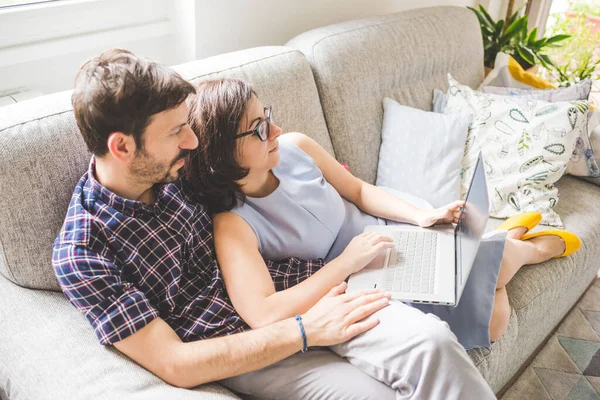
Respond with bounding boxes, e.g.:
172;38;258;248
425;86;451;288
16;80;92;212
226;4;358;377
434;80;599;178
444;74;589;228
481;80;599;178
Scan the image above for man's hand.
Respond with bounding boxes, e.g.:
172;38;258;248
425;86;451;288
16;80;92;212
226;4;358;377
301;281;390;347
337;232;394;274
416;200;465;228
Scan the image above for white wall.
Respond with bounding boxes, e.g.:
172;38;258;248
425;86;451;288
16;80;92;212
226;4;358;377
188;0;478;62
0;0;490;97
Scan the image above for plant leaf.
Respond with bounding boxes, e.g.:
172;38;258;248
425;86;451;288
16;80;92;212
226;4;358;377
468;7;496;30
545;34;571;44
516;44;536;65
527;28;538;44
495;20;504;35
507;9;521;26
478;5;497;28
534;37;548;48
538;53;555;69
504;17;525;39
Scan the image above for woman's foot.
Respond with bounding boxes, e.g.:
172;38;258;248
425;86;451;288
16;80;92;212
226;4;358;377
507;226;528;240
525;235;567;263
521;230;581;261
496;212;542;240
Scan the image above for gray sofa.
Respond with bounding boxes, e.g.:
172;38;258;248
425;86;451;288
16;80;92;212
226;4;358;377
1;6;598;399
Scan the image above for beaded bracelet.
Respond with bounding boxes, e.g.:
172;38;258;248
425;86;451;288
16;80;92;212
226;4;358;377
295;314;308;353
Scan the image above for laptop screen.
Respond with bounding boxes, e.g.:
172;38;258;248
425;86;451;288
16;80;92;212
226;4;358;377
455;152;489;292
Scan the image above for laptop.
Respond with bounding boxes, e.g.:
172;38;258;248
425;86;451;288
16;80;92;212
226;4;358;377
347;152;489;306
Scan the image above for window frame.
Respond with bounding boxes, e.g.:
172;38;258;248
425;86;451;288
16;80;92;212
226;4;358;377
0;0;172;67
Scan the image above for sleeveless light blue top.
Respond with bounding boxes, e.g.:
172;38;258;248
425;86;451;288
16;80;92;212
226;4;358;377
231;136;384;262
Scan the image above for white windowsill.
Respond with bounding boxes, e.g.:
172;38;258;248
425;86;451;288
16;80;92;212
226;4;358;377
0;0;172;66
0;21;172;67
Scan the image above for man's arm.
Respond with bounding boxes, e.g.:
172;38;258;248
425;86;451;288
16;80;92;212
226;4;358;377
53;242;389;388
115;282;389;388
114;315;301;388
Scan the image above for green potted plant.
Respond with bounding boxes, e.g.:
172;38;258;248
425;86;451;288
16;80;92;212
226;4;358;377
468;5;570;71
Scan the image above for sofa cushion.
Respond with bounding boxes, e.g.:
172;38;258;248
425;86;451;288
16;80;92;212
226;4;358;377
287;6;484;184
0;272;240;400
0;91;89;291
0;46;330;291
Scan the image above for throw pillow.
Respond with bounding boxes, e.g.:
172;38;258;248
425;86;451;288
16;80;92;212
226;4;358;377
376;97;470;208
444;74;589;227
481;80;600;177
580;117;600;187
432;88;447;114
479;52;556;90
481;79;592;101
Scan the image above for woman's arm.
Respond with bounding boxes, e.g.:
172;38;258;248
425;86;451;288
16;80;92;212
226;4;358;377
284;132;463;227
214;212;388;329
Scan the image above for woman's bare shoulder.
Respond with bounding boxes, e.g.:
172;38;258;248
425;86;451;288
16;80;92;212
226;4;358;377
213;211;259;247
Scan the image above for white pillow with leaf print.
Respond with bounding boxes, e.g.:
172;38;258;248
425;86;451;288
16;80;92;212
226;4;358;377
444;74;589;228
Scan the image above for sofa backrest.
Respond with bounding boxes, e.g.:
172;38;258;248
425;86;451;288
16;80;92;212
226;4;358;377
287;6;484;184
0;46;330;291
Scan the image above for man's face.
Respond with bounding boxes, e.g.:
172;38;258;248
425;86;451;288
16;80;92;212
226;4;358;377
129;101;198;185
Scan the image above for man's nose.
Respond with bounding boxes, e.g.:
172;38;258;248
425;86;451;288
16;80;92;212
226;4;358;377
181;125;199;150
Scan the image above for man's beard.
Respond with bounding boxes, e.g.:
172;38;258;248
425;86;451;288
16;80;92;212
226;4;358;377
130;148;190;185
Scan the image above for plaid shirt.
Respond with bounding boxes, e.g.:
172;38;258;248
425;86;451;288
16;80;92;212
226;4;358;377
52;158;324;345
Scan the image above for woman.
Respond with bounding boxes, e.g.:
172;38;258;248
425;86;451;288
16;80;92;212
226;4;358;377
185;78;580;349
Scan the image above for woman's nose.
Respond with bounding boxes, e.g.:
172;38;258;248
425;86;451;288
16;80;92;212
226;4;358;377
269;122;282;140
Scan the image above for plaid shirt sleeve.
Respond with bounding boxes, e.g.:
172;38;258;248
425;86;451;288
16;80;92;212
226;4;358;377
264;257;325;291
52;242;160;345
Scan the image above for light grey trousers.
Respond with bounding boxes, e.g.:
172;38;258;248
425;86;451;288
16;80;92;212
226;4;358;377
220;302;495;400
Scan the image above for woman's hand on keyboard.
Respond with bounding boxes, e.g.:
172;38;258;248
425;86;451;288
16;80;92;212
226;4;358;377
338;232;395;274
416;200;465;228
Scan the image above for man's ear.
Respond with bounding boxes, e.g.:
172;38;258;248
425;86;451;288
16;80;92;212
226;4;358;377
107;132;137;163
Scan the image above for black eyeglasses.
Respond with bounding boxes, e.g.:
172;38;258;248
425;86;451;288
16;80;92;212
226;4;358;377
235;105;272;141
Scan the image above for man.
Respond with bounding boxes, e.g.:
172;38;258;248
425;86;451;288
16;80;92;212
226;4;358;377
53;49;495;399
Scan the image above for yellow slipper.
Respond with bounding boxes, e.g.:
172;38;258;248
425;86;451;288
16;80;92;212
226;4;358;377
521;230;582;258
495;212;542;234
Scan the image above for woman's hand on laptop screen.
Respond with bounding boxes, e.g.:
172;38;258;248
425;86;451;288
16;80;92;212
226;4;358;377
337;232;394;274
415;200;465;228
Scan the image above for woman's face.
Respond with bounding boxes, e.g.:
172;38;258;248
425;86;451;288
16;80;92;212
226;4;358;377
236;94;282;172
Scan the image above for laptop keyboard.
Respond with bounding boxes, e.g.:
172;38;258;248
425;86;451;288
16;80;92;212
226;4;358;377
379;231;437;294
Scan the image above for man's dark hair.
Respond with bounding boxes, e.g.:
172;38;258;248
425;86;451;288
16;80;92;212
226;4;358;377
72;48;195;156
185;79;255;213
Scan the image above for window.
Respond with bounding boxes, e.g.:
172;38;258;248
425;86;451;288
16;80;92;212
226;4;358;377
0;0;59;8
539;0;600;87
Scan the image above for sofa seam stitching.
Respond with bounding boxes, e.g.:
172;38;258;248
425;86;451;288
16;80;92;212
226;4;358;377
0;109;73;134
0;236;16;283
183;48;303;81
0;355;33;400
307;8;466;59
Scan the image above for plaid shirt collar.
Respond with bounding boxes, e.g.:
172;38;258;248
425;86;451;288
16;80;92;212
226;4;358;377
87;157;172;217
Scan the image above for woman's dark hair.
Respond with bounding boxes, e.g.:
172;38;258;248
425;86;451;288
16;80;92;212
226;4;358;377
72;48;195;157
185;78;255;213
